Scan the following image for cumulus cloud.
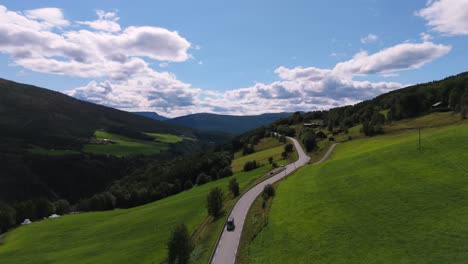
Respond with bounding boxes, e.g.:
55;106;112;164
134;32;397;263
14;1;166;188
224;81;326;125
420;32;433;41
64;40;451;116
25;7;69;28
0;5;454;117
69;40;450;116
416;0;468;35
361;33;378;44
333;42;451;76
66;71;201;115
77;10;121;32
0;5;191;81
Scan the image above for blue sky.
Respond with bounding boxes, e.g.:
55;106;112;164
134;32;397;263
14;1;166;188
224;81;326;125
0;0;467;117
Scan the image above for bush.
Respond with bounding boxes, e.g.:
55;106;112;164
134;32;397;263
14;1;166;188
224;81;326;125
268;157;273;164
54;199;71;215
78;198;91;212
14;200;35;223
183;180;193;190
167;224;193;264
196;173;211;185
229;178;240;197
0;202;16;233
281;151;288;159
218;166;233;178
284;143;293;153
302;132;317;152
89;192;116;211
262;184;275;200
35;198;55;218
243;160;257;172
206;187;223;218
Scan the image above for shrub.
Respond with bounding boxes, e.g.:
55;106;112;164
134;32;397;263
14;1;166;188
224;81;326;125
14;200;35;223
229;178;240;197
281;151;288;159
302;132;317;152
243;160;257;172
183;180;193;190
284;143;293;153
219;166;233;178
196;173;210;185
206;187;223;218
167;224;193;264
0;202;16;233
35;198;55;218
54;199;71;215
262;184;275;200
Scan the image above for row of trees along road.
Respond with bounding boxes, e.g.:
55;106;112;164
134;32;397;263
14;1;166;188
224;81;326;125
167;177;240;263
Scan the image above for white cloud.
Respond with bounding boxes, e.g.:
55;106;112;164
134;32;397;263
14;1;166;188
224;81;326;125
68;40;449;117
360;33;378;44
420;32;433;41
0;5;454;117
77;10;121;32
416;0;468;35
0;5;191;81
66;71;201;116
25;7;69;28
333;42;451;76
381;73;399;78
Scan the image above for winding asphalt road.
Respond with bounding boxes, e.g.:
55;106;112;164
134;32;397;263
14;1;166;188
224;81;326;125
210;138;337;264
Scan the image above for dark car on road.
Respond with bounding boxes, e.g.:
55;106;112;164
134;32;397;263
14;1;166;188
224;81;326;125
226;216;235;231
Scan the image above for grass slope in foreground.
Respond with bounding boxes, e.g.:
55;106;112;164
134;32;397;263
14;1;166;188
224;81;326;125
246;122;468;263
0;166;269;264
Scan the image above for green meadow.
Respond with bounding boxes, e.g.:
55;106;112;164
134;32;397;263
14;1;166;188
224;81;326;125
83;131;177;157
145;132;193;143
245;122;468;263
232;137;297;173
0;166;270;264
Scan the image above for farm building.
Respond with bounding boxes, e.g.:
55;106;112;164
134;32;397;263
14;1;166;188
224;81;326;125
315;131;327;140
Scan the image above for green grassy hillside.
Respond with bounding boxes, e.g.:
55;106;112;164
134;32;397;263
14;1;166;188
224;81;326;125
245;122;468;263
232;138;296;173
83;131;182;157
0;166;270;264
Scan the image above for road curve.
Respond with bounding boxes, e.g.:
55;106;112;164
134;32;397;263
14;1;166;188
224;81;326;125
210;138;337;264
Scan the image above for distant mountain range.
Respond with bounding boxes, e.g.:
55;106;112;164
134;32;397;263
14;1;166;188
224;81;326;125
133;111;292;134
0;78;229;152
133;111;169;121
164;112;292;134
